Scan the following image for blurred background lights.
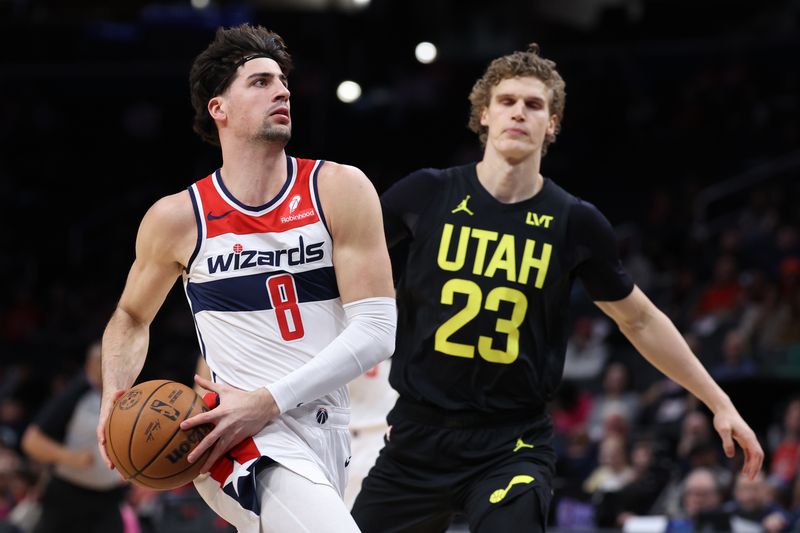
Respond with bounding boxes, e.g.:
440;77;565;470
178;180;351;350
415;41;437;64
336;80;362;103
190;0;210;9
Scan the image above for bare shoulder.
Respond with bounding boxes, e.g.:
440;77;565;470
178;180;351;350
143;190;195;230
316;161;375;198
316;161;381;237
137;190;197;266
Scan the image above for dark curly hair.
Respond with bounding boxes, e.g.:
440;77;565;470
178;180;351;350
468;43;566;154
189;24;293;146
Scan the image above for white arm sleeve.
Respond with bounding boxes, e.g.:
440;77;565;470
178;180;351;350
265;296;396;413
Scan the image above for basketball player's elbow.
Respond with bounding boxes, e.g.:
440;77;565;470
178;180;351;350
617;311;650;338
344;297;397;369
372;322;396;363
110;305;149;331
356;310;396;368
616;304;661;340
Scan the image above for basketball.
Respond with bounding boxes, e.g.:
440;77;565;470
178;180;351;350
104;379;213;490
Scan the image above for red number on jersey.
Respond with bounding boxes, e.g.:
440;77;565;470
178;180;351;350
266;274;305;341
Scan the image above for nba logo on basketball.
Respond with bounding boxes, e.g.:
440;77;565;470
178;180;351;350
149;400;180;421
316;407;328;425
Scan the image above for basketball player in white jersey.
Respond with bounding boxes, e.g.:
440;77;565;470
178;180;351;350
96;24;396;532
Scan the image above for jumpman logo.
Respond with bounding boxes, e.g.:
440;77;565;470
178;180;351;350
451;195;474;216
489;474;535;503
513;437;535;453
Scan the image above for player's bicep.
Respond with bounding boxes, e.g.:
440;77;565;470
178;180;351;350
116;199;188;325
322;165;395;304
116;258;181;325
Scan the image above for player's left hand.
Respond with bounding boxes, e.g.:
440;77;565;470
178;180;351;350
180;374;280;473
97;388;127;471
712;406;764;480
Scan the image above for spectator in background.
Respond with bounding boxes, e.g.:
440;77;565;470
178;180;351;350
649;409;731;521
692;254;742;335
616;466;726;532
661;264;703;332
769;398;800;487
612;436;671;528
584;435;634;495
21;341;131;533
0;446;25;522
679;468;724;527
584;434;634;528
0;400;25;456
587;362;640;442
724;471;792;533
710;330;757;381
637;375;696;434
774;228;799;280
789;475;800;531
552;381;594;437
735;271;782;360
771;260;800;351
3;461;41;533
563;317;610;384
743;282;792;361
676;411;714;465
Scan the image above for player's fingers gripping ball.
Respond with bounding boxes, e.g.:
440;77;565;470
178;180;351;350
105;380;214;490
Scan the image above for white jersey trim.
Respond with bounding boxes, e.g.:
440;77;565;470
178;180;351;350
210;156;298;217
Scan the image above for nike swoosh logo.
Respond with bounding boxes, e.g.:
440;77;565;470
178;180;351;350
207;209;235;221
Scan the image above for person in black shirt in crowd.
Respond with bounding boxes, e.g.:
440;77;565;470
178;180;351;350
21;341;130;533
351;43;763;533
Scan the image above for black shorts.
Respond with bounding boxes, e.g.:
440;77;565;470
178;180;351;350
351;399;556;533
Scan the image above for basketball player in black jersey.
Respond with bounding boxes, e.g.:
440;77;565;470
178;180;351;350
351;44;763;533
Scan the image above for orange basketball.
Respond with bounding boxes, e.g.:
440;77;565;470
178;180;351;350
105;379;213;490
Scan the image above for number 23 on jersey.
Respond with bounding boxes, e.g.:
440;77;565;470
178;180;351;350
434;278;528;364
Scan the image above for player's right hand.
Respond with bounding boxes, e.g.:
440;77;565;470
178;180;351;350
96;389;126;470
180;374;280;474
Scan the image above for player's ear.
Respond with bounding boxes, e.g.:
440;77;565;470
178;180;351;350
208;96;226;122
480;106;489;127
547;114;558;136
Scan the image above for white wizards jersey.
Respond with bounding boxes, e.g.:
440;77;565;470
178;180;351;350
183;156;348;409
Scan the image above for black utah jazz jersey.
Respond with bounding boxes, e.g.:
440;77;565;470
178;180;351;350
382;164;633;414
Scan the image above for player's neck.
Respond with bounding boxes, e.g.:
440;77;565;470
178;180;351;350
476;149;544;204
218;141;288;206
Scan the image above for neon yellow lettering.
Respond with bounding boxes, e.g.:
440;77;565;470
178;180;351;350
483;234;517;282
518;240;552;288
437;224;471;271
470;228;498;275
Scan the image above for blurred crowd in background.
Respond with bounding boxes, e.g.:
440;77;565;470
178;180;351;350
1;0;799;530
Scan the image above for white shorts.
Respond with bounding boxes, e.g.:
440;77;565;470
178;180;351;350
344;425;388;510
194;401;352;532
